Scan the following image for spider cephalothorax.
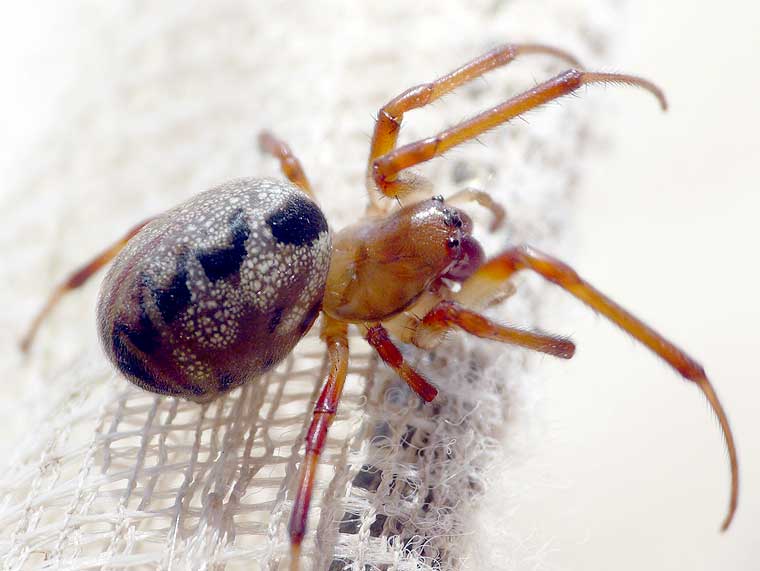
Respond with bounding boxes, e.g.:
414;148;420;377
324;197;477;322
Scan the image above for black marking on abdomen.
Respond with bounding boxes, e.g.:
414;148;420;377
149;257;192;324
268;306;284;333
124;293;162;354
122;314;161;355
197;209;251;281
266;194;328;246
112;324;157;386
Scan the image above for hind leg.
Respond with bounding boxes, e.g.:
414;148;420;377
21;218;155;352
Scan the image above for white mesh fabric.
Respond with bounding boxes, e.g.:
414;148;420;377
1;1;622;569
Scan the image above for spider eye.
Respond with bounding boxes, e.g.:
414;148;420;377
447;237;460;248
432;195;444;202
442;208;463;228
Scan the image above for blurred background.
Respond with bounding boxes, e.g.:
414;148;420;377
0;1;757;570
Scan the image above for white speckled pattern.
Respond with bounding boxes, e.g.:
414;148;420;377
97;177;331;401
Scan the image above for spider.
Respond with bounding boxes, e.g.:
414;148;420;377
20;43;738;569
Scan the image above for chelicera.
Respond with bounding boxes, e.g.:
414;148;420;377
21;43;738;568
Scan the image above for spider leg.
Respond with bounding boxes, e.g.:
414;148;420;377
414;300;574;359
366;43;581;208
258;130;316;200
20;218;155;353
289;317;349;571
468;244;739;531
372;69;667;197
446;188;506;232
365;323;439;402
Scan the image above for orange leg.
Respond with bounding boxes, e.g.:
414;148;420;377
258;130;315;200
365;323;439;402
368;43;580;167
470;244;738;531
366;43;581;207
417;300;575;359
20;218;154;352
289;317;349;571
372;69;667;197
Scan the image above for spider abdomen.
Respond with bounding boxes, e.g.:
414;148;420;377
97;177;331;402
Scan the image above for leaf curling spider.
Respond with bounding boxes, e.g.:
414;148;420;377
19;43;738;570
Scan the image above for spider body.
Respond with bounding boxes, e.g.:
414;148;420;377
20;43;738;570
97;177;330;402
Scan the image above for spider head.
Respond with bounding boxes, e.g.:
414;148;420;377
408;197;484;283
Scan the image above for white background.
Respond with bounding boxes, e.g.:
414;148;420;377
1;2;757;570
489;3;760;570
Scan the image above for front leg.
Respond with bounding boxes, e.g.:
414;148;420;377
458;244;739;530
366;43;581;207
